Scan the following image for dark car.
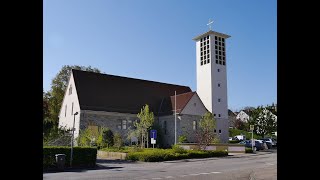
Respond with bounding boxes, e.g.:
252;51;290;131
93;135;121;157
260;139;272;149
242;140;264;151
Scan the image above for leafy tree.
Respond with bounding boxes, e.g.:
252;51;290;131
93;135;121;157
195;112;216;150
97;127;114;148
78;127;100;147
178;135;187;143
113;133;123;150
43;65;101;142
234;119;246;130
48;65;101;126
135;104;155;148
248;107;277;138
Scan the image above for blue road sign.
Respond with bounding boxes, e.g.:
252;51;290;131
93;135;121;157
150;129;157;139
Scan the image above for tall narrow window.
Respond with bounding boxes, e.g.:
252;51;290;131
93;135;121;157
65;105;67;117
219;129;222;133
71;102;74;115
193;120;197;130
122;120;127;130
69;85;72;95
218;83;221;87
218;114;221;117
218;98;221;102
164;121;167;135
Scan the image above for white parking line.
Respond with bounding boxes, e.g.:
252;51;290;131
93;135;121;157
165;176;174;178
189;173;200;176
210;172;221;174
151;178;162;180
179;175;188;177
199;172;211;175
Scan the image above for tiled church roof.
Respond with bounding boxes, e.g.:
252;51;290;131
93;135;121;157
72;69;192;116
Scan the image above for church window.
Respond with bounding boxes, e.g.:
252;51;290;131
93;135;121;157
217;69;220;72
71;102;74;115
218;83;221;87
69;85;72;95
218;98;221;102
193;120;197;130
216;60;218;64
219;129;221;133
122;120;127;130
65;105;67;117
214;129;216;133
218;114;221;117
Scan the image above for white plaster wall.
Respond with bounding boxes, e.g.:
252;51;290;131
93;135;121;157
58;72;81;139
196;40;212;113
181;93;207;116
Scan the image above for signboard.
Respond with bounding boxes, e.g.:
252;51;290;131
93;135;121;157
150;129;157;139
151;138;156;144
250;125;254;131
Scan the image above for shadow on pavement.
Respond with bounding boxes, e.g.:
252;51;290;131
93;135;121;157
96;159;138;164
43;164;123;174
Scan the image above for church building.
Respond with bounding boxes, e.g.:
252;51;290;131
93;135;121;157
58;26;231;147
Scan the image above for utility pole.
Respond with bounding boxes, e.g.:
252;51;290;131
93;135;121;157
175;91;177;145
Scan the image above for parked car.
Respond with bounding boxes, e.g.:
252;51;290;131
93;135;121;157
260;139;272;149
234;135;246;141
240;140;264;151
261;138;276;147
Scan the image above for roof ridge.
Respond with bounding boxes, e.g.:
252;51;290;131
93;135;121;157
72;69;191;88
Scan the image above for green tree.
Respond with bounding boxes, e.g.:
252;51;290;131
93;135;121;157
43;65;101;142
195;112;216;150
135;104;155;148
78;127;100;146
97;127;114;148
178;135;187;143
248;107;277;138
113;133;123;150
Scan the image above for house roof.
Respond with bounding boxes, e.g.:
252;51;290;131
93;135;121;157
72;69;192;116
169;92;195;114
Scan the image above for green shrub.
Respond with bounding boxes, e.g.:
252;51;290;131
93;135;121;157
245;148;253;153
178;135;187;143
229;140;241;144
125;149;227;162
171;144;187;154
43;146;97;169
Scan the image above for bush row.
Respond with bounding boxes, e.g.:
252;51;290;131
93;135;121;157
43;146;97;169
245;148;253;153
229;140;241;144
125;148;228;162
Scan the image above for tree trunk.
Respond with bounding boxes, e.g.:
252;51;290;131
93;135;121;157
147;131;149;148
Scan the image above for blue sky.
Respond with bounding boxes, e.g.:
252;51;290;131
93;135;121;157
44;0;277;111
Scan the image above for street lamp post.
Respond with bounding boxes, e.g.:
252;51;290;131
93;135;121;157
70;111;78;167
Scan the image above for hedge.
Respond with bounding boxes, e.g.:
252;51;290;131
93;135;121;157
229;140;241;144
126;149;228;162
43;146;97;169
245;148;253;153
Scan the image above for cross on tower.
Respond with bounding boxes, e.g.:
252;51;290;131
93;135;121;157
207;19;213;30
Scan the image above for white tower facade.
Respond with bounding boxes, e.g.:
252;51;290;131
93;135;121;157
193;29;231;143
